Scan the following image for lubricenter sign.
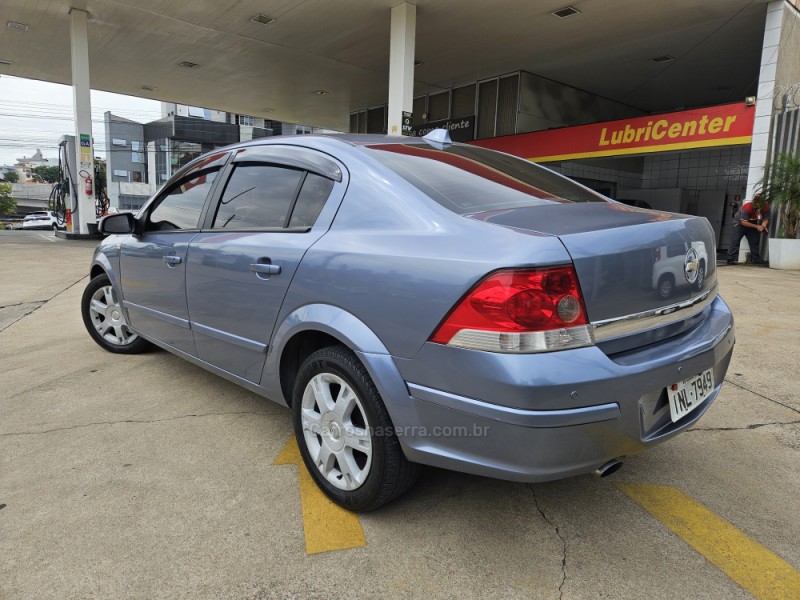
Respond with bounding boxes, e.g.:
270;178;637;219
470;103;754;162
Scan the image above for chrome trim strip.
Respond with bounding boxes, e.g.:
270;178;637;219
123;301;190;329
408;383;620;428
192;322;268;354
592;281;718;342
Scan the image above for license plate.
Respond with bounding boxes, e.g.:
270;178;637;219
667;368;714;423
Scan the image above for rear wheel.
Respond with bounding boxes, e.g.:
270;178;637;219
292;344;418;511
657;274;675;300
81;273;151;354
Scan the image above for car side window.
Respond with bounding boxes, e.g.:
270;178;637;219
212;164;305;230
147;169;219;231
289;173;335;228
207;155;338;231
667;243;686;258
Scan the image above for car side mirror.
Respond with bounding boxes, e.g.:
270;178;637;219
99;212;136;235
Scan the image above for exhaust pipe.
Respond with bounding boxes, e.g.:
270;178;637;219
593;458;623;478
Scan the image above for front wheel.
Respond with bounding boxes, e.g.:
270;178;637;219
693;261;706;292
292;345;418;511
81;273;152;354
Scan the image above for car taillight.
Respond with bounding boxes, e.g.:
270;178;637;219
430;266;594;353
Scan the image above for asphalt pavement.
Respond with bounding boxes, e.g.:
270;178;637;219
1;229;798;599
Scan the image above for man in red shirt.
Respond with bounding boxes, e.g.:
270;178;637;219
726;194;770;265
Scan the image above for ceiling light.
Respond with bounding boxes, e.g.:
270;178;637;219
313;90;329;95
744;96;756;107
7;21;29;32
651;55;675;64
0;59;12;66
141;85;157;91
552;6;580;18
251;14;275;25
178;61;199;68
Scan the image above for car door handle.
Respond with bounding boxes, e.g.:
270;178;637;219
162;255;182;266
250;263;281;275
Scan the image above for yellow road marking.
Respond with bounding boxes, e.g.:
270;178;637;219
274;435;366;555
617;483;800;600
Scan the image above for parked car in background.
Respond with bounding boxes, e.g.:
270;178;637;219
81;132;735;511
22;211;60;231
652;240;709;300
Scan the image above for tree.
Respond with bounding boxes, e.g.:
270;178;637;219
758;152;800;239
0;182;17;217
2;171;19;183
33;165;60;183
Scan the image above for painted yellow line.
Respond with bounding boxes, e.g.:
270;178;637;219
617;483;800;600
274;435;366;555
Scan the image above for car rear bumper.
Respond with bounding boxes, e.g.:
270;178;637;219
389;296;735;482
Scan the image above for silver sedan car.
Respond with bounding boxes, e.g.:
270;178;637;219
82;132;734;510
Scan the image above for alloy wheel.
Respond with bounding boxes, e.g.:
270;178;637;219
300;372;373;491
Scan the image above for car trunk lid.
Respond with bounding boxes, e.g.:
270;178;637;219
466;202;717;335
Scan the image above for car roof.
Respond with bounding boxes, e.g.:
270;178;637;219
234;133;435;149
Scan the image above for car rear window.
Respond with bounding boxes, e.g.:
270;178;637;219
362;143;605;214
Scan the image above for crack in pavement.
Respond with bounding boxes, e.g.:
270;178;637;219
0;410;272;438
689;419;800;432
529;484;567;600
0;300;48;308
0;276;87;333
729;280;775;305
723;377;800;416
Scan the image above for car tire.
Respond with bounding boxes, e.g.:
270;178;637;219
81;273;152;354
657;273;675;300
292;344;419;511
694;261;706;292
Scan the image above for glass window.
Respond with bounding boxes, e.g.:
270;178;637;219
451;85;476;119
213;164;304;229
362;143;605;214
147;169;218;231
667;243;687;258
413;96;426;125
366;107;386;134
289;173;334;228
477;79;498;139
428;92;450;122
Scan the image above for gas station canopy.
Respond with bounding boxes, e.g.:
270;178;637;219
0;0;773;132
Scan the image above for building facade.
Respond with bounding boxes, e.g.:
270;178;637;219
105;104;326;211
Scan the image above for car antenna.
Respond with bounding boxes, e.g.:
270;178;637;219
422;128;452;149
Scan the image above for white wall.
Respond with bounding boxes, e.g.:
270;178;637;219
745;0;788;199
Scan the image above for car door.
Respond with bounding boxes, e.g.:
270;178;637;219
119;153;228;355
186;145;344;382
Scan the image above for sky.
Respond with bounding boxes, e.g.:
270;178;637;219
0;75;162;167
